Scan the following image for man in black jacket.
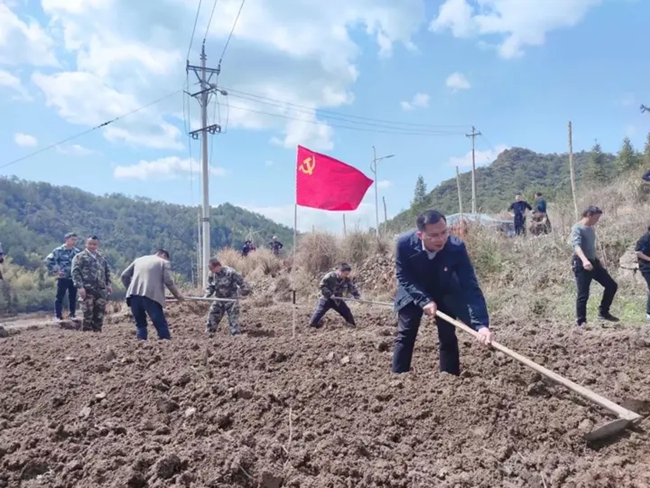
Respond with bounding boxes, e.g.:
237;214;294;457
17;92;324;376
393;210;492;375
635;226;650;321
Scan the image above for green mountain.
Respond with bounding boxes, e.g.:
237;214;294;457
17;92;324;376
0;176;294;312
388;147;618;230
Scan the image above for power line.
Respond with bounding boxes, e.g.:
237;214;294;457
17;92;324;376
186;0;203;62
202;0;219;45
222;86;468;129
0;89;183;170
225;103;465;136
218;0;246;66
226;90;464;133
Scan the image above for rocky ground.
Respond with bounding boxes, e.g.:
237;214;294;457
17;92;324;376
1;300;650;487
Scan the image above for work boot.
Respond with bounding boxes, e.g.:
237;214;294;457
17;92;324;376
598;312;619;323
576;320;586;327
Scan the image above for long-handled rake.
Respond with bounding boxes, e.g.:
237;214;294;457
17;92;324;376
342;297;642;441
166;296;239;303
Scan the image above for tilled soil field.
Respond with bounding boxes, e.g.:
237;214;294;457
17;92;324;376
1;301;650;487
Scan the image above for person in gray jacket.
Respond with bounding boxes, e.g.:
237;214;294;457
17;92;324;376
570;206;618;326
121;249;185;340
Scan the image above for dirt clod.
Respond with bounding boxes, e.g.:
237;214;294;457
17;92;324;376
0;303;649;487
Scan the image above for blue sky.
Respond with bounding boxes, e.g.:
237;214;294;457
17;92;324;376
1;0;649;233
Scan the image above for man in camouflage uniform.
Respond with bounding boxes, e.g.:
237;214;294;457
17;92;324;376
45;232;81;321
204;257;251;335
71;235;112;332
309;263;361;328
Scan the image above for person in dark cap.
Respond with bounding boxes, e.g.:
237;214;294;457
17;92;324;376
45;232;81;321
393;209;492;375
121;249;185;340
570;206;619;326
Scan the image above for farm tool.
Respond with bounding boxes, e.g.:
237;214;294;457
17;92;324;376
167;296;239;302
342;297;643;441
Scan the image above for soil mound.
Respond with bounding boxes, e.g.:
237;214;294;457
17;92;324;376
1;304;650;487
355;254;395;298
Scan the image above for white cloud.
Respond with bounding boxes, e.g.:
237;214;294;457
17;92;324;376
9;0;425;151
449;143;510;168
377;179;392;189
400;92;430;111
31;70;183;150
13;132;38;147
241;201;379;234
0;69;31;100
445;72;470;91
113;156;227;180
430;0;603;59
56;144;94;156
0;3;59;66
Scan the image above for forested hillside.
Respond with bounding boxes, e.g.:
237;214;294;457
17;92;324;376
0;177;293;313
390;134;650;230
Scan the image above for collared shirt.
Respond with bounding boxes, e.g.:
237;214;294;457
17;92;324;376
422;240;437;260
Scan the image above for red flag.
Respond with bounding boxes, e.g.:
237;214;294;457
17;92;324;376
296;145;373;211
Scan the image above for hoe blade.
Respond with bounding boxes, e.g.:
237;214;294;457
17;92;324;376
584;418;632;442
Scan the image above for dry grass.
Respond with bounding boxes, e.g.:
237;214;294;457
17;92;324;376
188;174;650;325
464;175;650;325
218;247;283;277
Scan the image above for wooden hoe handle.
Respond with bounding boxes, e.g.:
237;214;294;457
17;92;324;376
435;310;641;422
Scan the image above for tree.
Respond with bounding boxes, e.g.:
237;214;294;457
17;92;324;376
412;175;428;208
616;137;639;173
586;141;609;184
644;132;650;168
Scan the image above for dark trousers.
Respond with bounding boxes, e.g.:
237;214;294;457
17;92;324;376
392;295;469;375
573;257;617;325
642;271;650;315
309;297;355;327
128;295;171;340
514;215;526;235
55;278;77;319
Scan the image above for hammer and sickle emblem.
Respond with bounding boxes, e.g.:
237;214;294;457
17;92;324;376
299;156;316;175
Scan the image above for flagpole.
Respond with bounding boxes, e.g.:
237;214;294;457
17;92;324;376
292;169;298;339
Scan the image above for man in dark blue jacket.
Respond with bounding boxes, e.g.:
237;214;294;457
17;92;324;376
393;209;492;375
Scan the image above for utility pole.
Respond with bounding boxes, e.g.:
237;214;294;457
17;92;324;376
196;209;202;286
343;214;347;236
187;43;227;288
382;196;388;231
370;146;394;237
568;121;578;221
466;126;481;215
